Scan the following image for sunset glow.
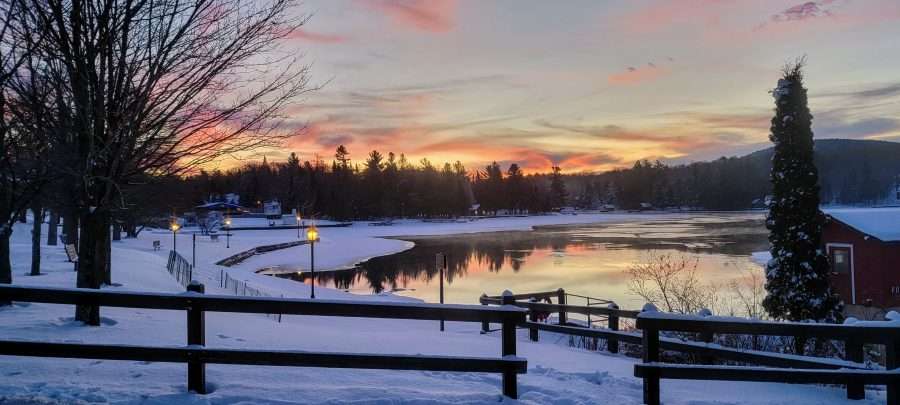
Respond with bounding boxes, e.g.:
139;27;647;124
237;0;900;173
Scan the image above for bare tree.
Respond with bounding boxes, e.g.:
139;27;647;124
0;0;49;300
14;0;314;324
627;252;719;314
727;265;767;320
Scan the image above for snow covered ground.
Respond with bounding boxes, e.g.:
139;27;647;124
0;213;885;404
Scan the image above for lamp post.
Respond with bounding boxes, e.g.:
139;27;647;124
306;225;319;299
170;221;180;255
224;215;232;249
296;213;302;239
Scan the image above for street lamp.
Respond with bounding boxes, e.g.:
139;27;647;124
306;224;319;299
170;221;180;255
224;215;232;249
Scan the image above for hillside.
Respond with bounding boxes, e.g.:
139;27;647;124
567;139;900;210
743;139;900;204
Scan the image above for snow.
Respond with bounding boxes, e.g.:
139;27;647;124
0;213;888;403
825;207;900;242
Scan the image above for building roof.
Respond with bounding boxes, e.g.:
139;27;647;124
825;207;900;242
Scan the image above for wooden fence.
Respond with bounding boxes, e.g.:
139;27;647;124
0;285;527;398
482;289;898;404
166;250;193;287
635;310;899;405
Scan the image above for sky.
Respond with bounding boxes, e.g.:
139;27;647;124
238;0;900;173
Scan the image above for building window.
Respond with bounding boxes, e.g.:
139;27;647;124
829;246;851;274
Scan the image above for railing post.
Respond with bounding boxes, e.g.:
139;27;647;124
641;304;660;405
500;290;517;399
887;338;899;405
528;297;538;342
608;303;619;354
698;308;714;364
480;293;490;334
186;282;206;394
556;288;567;325
845;336;864;400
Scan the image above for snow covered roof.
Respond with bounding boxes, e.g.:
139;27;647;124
825;207;900;242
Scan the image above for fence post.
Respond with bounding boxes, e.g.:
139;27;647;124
500;290;518;399
887;338;899;405
186;282;206;394
556;288;567;325
608;303;619;354
697;308;714;364
641;304;660;405
845;335;864;400
480;293;490;334
528;297;538;342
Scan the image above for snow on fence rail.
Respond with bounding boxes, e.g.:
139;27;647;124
635;309;900;405
0;284;528;399
166;250;192;287
482;289;900;404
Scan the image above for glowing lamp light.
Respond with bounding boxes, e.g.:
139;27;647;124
170;222;180;232
306;226;319;242
224;217;232;227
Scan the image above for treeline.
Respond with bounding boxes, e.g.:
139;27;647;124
166;145;569;220
164;139;900;221
565;139;900;211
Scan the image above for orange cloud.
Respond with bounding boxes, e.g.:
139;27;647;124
361;0;457;33
607;65;670;86
286;28;350;44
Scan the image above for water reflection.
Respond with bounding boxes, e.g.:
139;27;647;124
271;213;769;308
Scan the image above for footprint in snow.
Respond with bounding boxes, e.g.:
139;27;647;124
217;334;230;339
6;371;22;376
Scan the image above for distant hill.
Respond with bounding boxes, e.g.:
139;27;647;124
566;139;900;210
743;139;900;204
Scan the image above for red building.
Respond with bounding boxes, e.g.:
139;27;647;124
824;208;900;309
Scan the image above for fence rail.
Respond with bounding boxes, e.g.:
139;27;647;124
0;284;527;398
482;288;899;404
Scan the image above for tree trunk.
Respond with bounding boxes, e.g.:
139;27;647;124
30;203;43;276
47;211;59;246
104;216;111;285
63;211;78;246
75;209;109;325
0;228;11;306
112;221;121;241
17;211;26;223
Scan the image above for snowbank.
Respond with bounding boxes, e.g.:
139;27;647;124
0;214;884;404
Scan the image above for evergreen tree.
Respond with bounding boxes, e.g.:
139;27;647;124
762;60;841;322
549;166;567;209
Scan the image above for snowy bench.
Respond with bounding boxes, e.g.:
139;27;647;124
152;240;161;251
635;310;900;405
64;244;78;263
0;284;528;399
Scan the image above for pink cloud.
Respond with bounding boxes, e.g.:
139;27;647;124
607;65;670;86
286;28;350;44
361;0;457;33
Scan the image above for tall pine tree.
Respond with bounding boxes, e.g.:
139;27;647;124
762;60;841;322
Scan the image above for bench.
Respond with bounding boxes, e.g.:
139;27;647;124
64;244;78;263
209;234;219;242
152;240;161;251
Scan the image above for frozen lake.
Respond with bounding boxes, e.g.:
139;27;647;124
272;212;769;309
